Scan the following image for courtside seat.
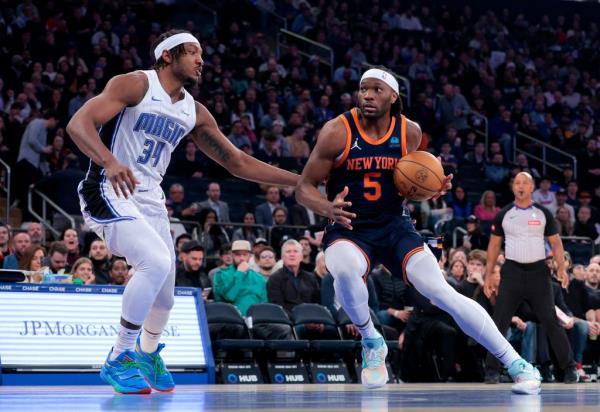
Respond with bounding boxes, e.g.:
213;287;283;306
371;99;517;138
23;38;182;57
292;304;357;352
205;302;263;352
248;303;310;351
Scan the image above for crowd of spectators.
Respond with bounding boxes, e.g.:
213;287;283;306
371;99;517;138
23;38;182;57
0;0;600;382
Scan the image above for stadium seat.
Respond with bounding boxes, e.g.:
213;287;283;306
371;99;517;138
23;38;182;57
248;303;310;351
205;302;263;352
248;303;311;384
292;303;357;351
205;302;265;384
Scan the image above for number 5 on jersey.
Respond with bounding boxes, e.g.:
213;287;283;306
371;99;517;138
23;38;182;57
363;172;381;201
137;139;166;167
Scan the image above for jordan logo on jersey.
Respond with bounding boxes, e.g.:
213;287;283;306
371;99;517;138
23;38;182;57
350;138;362;151
133;113;186;146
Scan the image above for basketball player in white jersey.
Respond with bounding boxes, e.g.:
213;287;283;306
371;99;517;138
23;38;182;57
67;30;298;394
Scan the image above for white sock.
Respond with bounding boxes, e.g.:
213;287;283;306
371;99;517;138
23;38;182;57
406;247;520;369
140;328;162;353
326;241;380;340
140;304;171;354
111;324;140;360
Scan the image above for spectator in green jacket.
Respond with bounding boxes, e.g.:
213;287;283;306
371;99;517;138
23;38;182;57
213;240;267;315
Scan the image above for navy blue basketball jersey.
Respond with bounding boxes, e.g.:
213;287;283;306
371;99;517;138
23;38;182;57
327;108;407;224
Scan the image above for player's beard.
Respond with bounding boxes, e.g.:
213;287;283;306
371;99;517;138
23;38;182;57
172;61;199;87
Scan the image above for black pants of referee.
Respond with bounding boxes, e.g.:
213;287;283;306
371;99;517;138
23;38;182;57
485;259;573;371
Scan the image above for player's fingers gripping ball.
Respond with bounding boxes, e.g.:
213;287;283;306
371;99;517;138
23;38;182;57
394;151;444;201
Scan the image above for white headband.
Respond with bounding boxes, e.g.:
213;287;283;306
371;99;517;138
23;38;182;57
154;33;200;60
360;68;399;94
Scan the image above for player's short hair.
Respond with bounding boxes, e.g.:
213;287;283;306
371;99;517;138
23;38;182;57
152;29;191;70
467;249;487;265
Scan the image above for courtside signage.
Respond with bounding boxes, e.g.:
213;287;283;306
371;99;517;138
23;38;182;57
0;284;207;369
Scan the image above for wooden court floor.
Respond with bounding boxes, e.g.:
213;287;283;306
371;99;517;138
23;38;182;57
1;383;599;411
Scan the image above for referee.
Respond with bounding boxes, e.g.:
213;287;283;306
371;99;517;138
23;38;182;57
484;172;577;384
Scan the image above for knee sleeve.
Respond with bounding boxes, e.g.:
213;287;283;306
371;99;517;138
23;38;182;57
112;219;174;325
324;241;372;331
324;241;369;282
151;261;176;312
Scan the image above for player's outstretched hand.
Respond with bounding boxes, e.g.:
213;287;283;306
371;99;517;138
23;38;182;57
105;157;140;199
330;186;356;231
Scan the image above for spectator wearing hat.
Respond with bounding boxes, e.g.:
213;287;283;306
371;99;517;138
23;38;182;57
461;216;490;251
213;240;267;316
249;237;270;271
533;176;557;211
578;191;600;224
549;188;575;224
175;241;210;290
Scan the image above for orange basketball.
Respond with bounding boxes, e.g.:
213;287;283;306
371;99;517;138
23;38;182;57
394;151;444;201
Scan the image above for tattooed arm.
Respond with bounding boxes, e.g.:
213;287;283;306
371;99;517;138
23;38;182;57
191;102;299;187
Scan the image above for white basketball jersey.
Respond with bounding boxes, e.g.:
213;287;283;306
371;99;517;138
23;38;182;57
104;69;196;189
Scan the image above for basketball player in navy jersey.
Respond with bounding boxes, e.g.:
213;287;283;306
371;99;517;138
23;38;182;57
67;30;298;394
296;68;542;394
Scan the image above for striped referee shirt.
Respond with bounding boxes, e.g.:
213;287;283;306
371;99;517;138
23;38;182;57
491;203;557;263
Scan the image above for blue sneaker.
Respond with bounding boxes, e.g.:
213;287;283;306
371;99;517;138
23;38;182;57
361;334;388;389
508;358;542;395
135;339;175;392
100;349;151;394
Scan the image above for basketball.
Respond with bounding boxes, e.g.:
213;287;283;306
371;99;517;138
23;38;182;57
394;151;445;201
